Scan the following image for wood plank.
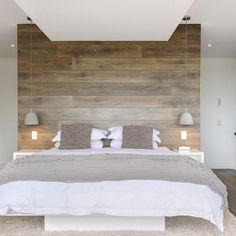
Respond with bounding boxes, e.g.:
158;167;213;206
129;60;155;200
19;96;200;108
72;57;199;71
55;120;200;131
160;132;200;146
18;57;72;72
19;43;142;58
142;44;200;58
18;132;55;150
19;120;58;133
18;120;200;135
18;107;200;122
18;131;200;150
18;70;200;83
57;45;142;58
18;82;200;96
72;58;158;71
156;58;200;71
19;96;74;108
18;43;58;57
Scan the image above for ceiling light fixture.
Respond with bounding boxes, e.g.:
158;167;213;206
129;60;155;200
208;43;212;47
24;16;39;126
10;44;15;47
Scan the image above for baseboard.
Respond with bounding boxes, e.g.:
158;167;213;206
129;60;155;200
206;161;234;169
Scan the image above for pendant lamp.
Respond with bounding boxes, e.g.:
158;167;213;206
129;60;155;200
179;15;194;126
24;17;39;126
179;109;194;126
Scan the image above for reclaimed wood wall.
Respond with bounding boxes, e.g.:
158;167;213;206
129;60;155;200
18;24;201;150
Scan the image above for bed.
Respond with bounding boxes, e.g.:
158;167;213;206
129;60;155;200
0;147;227;232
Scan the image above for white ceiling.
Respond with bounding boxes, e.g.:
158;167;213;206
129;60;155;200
1;0;236;58
188;0;236;58
14;0;194;41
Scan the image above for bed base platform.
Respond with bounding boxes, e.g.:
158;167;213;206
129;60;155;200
44;215;166;231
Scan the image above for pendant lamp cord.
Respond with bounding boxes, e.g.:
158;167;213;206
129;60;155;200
185;17;188;113
185;17;188;82
29;18;33;112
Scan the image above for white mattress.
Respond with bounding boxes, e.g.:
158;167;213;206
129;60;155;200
0;147;224;231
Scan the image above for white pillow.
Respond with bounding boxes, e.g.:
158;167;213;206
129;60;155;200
90;140;103;149
52;128;107;142
54;142;61;148
152;141;159;150
153;129;160;136
108;126;123;140
110;140;159;149
108;126;161;143
153;135;161;144
54;140;104;149
91;140;104;149
110;139;122;148
92;128;107;140
52;131;61;142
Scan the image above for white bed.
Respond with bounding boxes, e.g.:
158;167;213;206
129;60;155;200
0;147;224;231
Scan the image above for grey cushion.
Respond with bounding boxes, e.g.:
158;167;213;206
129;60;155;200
122;125;153;149
60;124;92;150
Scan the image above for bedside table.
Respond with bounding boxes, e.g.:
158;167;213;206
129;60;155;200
173;149;204;163
13;150;42;160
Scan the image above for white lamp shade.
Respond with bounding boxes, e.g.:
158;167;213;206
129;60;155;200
24;111;39;125
179;111;194;126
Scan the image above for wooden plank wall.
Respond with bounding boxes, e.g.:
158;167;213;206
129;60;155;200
18;24;201;150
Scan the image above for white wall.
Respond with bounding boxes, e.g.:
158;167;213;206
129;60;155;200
0;59;17;165
201;58;236;169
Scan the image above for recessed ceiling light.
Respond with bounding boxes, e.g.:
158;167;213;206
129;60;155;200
208;43;212;47
10;44;15;47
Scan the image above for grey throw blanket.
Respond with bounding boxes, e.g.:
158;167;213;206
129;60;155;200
0;154;228;208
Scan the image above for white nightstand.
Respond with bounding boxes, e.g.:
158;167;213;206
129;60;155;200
13;150;41;160
173;149;204;163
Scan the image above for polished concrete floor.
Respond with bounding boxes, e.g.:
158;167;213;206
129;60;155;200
214;169;236;216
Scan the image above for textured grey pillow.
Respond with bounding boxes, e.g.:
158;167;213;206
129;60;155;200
122;125;153;149
60;124;92;150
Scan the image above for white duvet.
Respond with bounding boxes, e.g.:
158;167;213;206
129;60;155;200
0;147;224;231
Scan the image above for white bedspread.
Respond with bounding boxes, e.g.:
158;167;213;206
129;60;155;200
0;147;224;231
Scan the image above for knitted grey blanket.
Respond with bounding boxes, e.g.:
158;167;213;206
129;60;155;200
0;154;228;208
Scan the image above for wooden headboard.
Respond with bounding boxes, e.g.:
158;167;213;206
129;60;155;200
18;24;201;150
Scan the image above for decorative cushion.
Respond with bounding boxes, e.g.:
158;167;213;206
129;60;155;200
60;124;92;150
55;140;104;149
122;125;153;149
